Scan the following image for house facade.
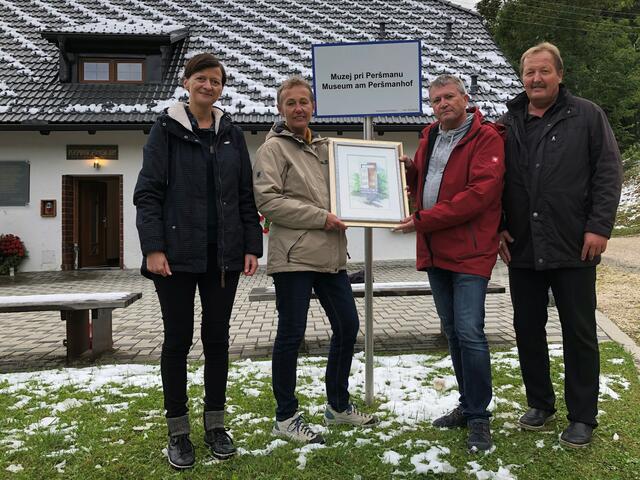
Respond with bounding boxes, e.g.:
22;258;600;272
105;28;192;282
0;0;520;272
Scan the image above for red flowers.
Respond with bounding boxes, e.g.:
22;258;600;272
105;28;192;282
0;234;28;274
259;214;270;235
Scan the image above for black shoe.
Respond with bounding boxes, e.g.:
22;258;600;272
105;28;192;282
560;422;593;448
467;421;493;452
518;408;555;431
432;406;466;429
167;434;195;469
204;428;237;460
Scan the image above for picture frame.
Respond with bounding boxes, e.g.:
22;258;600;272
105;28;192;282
328;138;409;227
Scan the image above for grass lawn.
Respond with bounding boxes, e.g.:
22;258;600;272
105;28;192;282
1;342;639;479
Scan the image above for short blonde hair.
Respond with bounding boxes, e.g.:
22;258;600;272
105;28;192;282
519;42;564;76
276;77;314;107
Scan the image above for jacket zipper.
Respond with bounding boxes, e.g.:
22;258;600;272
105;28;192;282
212;123;229;287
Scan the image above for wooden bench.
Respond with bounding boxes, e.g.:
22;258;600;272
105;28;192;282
249;281;505;335
0;292;142;360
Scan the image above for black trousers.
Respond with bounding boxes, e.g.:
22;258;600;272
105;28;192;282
153;244;240;418
509;266;599;427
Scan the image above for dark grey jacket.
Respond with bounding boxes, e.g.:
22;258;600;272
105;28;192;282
500;86;622;269
133;103;262;274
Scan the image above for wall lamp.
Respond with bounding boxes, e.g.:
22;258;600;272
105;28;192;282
93;157;101;170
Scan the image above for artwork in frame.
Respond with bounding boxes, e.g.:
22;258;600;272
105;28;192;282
328;138;409;227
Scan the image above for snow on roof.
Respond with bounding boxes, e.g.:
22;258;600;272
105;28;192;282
46;19;186;35
0;0;521;127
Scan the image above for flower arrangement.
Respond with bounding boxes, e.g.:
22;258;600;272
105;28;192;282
259;214;271;234
0;234;28;275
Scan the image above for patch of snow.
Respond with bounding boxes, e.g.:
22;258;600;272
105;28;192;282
410;445;456;474
382;450;402;465
5;464;23;473
238;439;288;456
294;442;325;470
0;292;135;305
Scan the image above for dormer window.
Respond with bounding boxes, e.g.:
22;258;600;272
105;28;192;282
79;58;145;84
41;21;189;85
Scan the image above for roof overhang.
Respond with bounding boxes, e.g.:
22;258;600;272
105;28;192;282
41;28;189;50
0;121;424;134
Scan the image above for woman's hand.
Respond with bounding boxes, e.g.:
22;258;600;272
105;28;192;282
146;251;172;277
243;254;259;276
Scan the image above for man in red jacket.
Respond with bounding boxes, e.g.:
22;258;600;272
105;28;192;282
395;74;505;451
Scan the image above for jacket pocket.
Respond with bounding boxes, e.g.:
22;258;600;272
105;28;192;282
287;231;307;262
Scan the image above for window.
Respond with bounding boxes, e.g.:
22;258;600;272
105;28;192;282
0;161;30;206
117;62;142;82
79;58;145;84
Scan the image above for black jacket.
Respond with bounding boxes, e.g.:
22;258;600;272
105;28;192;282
134;103;263;274
500;86;622;269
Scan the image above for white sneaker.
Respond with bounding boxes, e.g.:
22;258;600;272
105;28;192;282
272;412;325;444
324;404;380;427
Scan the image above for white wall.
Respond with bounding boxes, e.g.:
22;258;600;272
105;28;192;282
0;128;420;272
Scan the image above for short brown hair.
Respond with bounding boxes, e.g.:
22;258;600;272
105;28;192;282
519;42;564;76
277;77;314;107
183;53;227;86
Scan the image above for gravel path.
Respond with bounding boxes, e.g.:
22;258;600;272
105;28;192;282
598;235;640;345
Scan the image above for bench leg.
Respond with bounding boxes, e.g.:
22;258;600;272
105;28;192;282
61;310;90;360
92;308;114;354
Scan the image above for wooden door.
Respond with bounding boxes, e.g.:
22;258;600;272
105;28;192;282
79;181;108;267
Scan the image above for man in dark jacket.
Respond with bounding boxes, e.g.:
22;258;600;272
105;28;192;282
395;74;505;452
499;42;622;448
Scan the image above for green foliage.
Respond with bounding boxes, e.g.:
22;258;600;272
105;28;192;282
351;172;361;195
623;143;640;175
377;170;388;199
481;0;640;149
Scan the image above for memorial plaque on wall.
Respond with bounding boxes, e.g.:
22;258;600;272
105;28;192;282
0;161;30;206
66;145;118;160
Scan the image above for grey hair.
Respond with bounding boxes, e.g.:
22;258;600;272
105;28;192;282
429;74;467;95
276;76;315;107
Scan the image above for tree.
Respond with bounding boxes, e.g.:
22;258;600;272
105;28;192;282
479;0;640;149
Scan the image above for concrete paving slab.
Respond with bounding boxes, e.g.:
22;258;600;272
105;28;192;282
0;261;611;372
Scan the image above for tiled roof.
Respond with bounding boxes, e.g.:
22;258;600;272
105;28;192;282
0;0;521;129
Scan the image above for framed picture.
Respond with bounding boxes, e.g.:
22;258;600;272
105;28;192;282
328;138;409;227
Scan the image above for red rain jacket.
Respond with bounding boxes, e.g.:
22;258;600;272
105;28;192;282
406;107;505;278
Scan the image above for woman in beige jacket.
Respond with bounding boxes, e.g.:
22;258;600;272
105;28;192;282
253;77;379;445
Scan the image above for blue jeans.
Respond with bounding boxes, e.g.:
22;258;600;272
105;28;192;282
427;267;492;422
272;270;359;421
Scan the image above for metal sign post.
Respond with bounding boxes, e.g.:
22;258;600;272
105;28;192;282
363;116;375;405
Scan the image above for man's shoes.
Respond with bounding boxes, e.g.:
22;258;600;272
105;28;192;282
167;434;195;469
272;412;325;444
324;404;379;427
432;406;466;429
518;408;555;431
560;422;593;448
467;421;493;452
204;428;237;460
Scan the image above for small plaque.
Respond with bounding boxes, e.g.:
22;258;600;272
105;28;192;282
41;199;57;217
67;145;118;160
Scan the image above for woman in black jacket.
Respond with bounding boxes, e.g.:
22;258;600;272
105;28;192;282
133;53;262;469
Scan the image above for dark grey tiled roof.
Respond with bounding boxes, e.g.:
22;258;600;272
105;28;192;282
0;0;521;129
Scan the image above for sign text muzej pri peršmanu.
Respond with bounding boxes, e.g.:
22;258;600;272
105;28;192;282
312;40;422;117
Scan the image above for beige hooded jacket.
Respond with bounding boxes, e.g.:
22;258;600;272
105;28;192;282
253;123;348;275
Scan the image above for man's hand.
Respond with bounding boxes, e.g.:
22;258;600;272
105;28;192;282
393;216;416;233
399;154;414;171
146;251;172;277
324;213;347;231
243;254;258;276
581;232;608;261
498;230;514;265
